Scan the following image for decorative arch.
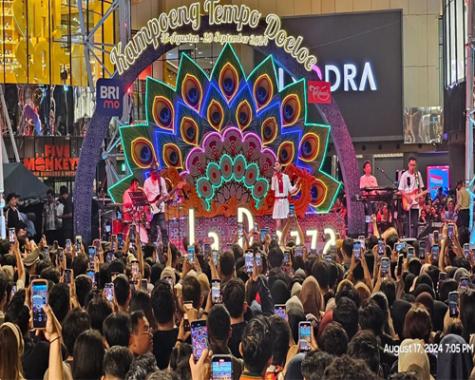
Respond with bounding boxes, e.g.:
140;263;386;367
74;17;364;242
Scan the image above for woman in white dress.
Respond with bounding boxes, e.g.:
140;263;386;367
271;161;298;233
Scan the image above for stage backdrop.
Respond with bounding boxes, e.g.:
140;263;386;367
276;10;403;142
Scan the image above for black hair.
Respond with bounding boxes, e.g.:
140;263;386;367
113;274;130;307
103;346;134;379
59;185;69;195
150;263;164;286
72;329;105;380
103;312;132;347
207;304;231;343
408;156;417;163
151;280;175;325
219;250;235;278
363;160;371;169
323;355;377;380
359;299;385;336
40;267;60;284
268;247;284;268
75;274;93;308
241;316;272;375
380;278;397;306
347;330;380;374
311;260;330;290
0;272;8;306
62;308;91;356
131;310;146;333
86;294;113;333
5;289;29;335
318;321;348;356
48;283;70;323
130;290;156;328
222;278;246;318
460;288;475;340
72;254;89;276
301;350;335;380
269;314;291;366
333;296;359;339
182;275;201;309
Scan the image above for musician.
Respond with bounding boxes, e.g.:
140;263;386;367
398;157;424;238
144;166;169;246
122;178;140;223
455;180;470;229
359;161;378;190
271;161;298;232
122;178;149;243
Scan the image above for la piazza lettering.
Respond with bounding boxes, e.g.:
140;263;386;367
110;0;317;75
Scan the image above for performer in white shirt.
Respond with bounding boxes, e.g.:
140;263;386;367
398;157;425;238
359;161;378;190
143;165;169;245
271;161;298;233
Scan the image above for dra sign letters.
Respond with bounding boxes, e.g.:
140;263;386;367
96;78;124;116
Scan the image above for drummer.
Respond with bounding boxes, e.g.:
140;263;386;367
122;178;149;244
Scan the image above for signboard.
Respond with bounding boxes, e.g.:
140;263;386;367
96;78;124;117
23;144;79;177
426;165;450;199
308;81;332;104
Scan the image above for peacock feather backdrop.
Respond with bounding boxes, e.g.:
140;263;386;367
108;44;341;218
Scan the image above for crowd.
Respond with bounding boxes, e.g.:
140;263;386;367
1;210;475;380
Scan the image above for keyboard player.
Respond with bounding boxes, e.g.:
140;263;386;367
360;161;379;234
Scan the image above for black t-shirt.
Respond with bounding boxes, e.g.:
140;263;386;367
61;196;73;230
23;333;50;380
153;328;178;369
229;321;247;358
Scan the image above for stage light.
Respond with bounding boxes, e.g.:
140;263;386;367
189;208;195;245
237;207;254;247
208;232;219;250
306;229;318;250
323;228;336;254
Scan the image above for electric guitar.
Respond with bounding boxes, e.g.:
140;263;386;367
401;188;429;211
149;180;186;215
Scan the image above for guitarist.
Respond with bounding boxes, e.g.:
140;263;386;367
144;165;169;246
398;157;424;238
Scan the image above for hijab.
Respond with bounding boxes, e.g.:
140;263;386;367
299;276;323;319
437;334;472;380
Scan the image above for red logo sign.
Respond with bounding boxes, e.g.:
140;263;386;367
308;81;332;104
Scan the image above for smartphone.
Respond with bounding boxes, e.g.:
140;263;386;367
418;245;426;260
324;254;333;262
464;243;470;259
449;290;459;317
129;224;136;242
433;230;439;244
75;235;82;251
88;246;96;263
377;240;385;256
31;279;48;329
8;227;15;243
381;257;390;276
295;246;304;257
211;279;222;304
191;320;208;362
274;304;287;320
141;279;148;291
289;204;295;217
211;355;233;380
459;276;470;289
187;245;195;264
255;252;262;267
10;284;17;299
131;261;139;278
253;222;258;233
106;251;115;263
260;228;267;242
448;223;455;239
105;224;111;233
431;245;440;261
244;251;253;274
204;243;211;257
104;282;114;302
353;241;361;260
394;242;405;253
64;269;72;285
87;270;95;284
407;247;415;259
298;321;312;352
117;233;124;249
283;250;290;265
396;254;404;277
212;250;219;266
65;239;72;251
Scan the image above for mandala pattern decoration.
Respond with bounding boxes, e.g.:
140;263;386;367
108;44;341;217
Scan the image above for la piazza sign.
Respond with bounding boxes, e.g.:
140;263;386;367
110;0;318;75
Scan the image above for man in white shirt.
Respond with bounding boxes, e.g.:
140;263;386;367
360;161;379;234
143;166;169;245
398;157;424;238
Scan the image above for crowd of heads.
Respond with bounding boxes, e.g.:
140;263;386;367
0;217;475;380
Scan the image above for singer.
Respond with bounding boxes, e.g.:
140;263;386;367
398;157;424;238
271;161;299;233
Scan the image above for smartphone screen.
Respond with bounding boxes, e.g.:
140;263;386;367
255;252;262;267
8;228;15;243
129;224;136;242
394;242;405;253
431;245;440;261
211;355;233;380
298;321;312;352
353;241;361;260
141;279;148;291
131;261;139;278
117;233;124;249
377;240;385;255
87;270;95;284
289;204;295;217
295;246;304;257
433;230;439;244
212;250;219;266
244;252;253;273
187;246;195;264
106;251;115;263
283;251;290;265
64;269;72;285
324;254;332;262
31;281;48;329
274;304;287;320
449;291;459;317
260;228;267;242
448;224;455;239
418;245;426;260
88;246;96;262
407;247;415;259
464;243;470;259
381;257;390;276
105;224;111;233
191;320;208;362
104;283;114;302
211;280;221;304
396;254;404;276
65;239;72;251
